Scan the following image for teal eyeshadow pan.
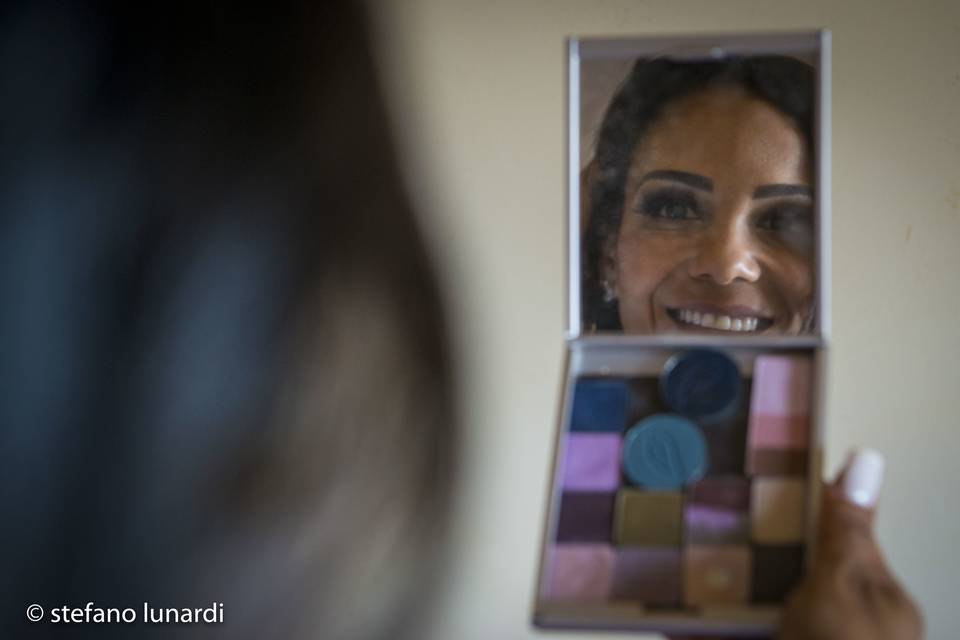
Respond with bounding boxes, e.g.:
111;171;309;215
621;414;709;490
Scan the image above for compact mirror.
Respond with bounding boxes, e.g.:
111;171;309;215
571;33;829;338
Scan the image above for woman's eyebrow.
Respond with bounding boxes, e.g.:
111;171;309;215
753;184;813;198
637;170;712;192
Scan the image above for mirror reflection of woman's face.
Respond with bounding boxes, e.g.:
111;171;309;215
610;85;814;335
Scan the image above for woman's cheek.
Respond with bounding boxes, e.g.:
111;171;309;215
616;234;684;332
763;250;815;331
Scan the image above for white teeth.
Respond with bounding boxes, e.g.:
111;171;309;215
674;309;763;332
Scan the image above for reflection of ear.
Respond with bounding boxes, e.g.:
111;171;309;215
600;237;618;303
801;301;817;334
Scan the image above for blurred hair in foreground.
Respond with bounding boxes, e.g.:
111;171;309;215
0;2;455;638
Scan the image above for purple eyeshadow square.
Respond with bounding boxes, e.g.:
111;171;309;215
610;548;682;605
556;492;615;543
690;477;751;510
685;504;749;544
563;433;621;491
545;544;614;602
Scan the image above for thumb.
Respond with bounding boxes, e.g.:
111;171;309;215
782;450;922;640
836;448;885;510
817;449;886;568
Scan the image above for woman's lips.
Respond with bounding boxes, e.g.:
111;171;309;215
665;305;775;333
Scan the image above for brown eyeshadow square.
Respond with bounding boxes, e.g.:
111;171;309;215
697;378;751;475
626;377;666;424
747;448;809;476
684;545;751;606
610;547;682;605
752;545;806;604
751;478;806;544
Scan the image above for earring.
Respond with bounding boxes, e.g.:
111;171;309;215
602;280;617;303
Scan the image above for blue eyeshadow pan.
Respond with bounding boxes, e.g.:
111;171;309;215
660;349;741;422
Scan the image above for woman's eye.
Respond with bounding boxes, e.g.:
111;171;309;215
639;190;700;221
756;206;812;233
756;205;814;252
656;202;696;220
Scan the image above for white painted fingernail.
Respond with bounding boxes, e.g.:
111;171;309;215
841;449;885;508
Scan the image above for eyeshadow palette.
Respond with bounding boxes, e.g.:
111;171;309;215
534;343;824;635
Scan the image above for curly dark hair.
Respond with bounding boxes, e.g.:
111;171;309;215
582;55;815;331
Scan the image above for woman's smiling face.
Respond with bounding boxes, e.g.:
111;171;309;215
609;85;815;335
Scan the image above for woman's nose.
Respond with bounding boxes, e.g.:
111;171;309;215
687;224;761;285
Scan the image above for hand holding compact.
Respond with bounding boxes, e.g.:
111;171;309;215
778;450;923;640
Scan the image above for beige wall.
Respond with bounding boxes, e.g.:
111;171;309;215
368;1;960;638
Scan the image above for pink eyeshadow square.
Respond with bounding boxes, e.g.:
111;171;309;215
545;544;614;602
563;433;621;491
750;355;812;415
748;355;813;450
749;415;810;450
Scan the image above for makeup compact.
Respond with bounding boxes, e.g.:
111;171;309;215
534;31;830;636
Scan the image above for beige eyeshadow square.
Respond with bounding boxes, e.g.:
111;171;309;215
751;478;806;544
684;545;751;606
613;489;683;547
